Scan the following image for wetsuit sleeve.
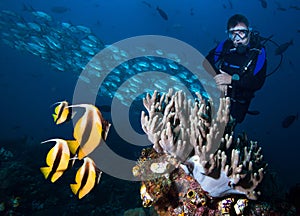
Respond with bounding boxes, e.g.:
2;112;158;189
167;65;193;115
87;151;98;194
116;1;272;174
232;59;267;91
202;48;220;76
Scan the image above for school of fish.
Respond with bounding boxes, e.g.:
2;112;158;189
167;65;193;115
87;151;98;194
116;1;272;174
0;9;210;107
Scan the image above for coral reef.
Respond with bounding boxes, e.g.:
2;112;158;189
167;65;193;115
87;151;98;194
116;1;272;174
0;94;298;215
134;89;270;215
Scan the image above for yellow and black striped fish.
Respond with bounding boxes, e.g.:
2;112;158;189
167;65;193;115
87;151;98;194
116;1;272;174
40;139;73;183
70;157;102;199
67;104;111;160
52;101;73;125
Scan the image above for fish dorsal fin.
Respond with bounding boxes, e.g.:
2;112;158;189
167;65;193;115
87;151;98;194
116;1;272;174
50;100;67;108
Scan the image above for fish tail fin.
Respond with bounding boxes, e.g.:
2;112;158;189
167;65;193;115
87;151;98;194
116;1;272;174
52;113;58;122
40;167;51;179
66;140;80;155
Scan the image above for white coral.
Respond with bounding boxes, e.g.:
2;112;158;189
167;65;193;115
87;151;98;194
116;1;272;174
141;89;266;200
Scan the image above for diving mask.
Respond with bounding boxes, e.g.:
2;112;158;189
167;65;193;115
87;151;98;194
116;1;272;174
227;28;251;41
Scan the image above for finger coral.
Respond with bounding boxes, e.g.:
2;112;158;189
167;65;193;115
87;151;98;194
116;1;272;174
135;89;267;215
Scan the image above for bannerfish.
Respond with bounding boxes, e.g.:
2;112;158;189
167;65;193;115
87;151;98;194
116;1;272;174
52;101;73;124
40;139;72;183
67;104;111;160
282;113;298;128
275;40;293;55
156;6;168;20
70;157;102;199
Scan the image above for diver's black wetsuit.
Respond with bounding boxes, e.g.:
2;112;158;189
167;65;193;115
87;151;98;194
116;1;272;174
204;39;267;123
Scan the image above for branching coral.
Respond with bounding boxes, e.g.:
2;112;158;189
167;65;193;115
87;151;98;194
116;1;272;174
139;89;267;203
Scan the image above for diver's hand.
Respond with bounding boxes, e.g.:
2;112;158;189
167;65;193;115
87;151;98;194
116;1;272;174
217;84;228;95
214;70;232;85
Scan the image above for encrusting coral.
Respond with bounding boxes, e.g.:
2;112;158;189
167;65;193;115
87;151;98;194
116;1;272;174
134;89;267;215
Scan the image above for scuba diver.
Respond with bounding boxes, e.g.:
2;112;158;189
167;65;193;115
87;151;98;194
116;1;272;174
203;14;267;130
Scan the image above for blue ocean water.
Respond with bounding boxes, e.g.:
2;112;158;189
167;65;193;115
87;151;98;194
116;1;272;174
0;0;299;214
